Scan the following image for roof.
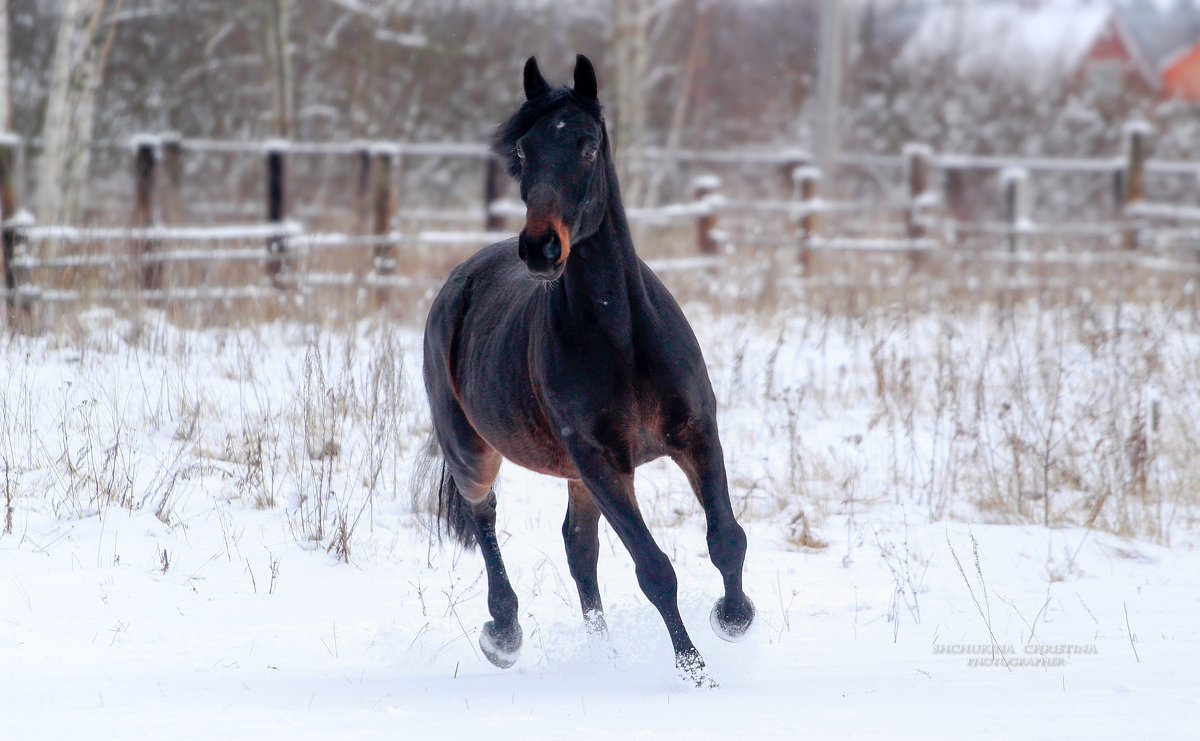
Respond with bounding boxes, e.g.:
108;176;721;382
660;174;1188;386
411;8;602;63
1161;36;1200;72
1120;2;1198;68
899;2;1133;80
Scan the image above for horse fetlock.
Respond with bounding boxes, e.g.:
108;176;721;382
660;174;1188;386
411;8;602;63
710;594;756;643
480;619;523;669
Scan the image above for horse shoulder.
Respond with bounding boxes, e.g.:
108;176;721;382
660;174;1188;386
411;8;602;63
633;263;719;435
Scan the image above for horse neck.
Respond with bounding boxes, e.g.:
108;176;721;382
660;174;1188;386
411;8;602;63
556;167;645;351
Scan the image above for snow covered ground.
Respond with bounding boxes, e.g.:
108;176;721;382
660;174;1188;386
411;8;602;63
3;296;1199;739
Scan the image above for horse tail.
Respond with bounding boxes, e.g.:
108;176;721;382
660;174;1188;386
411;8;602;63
412;435;478;550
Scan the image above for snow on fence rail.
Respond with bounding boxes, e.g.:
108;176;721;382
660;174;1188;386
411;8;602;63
3;122;1200;323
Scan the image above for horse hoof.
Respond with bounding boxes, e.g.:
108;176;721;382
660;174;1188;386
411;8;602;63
676;648;716;688
583;609;609;638
710;595;756;643
479;620;523;669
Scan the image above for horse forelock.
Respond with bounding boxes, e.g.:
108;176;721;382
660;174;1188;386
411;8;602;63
491;87;604;180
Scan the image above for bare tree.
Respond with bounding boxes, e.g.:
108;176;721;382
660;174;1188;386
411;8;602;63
267;0;294;139
611;0;653;207
36;0;121;225
644;0;712;209
0;0;10;132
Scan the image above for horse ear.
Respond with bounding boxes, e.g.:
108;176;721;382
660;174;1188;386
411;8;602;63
573;54;598;101
523;57;550;101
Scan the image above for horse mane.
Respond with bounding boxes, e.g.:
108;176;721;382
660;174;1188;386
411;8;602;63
491;87;605;180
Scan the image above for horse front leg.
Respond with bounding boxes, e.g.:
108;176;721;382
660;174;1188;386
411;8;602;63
564;479;607;635
567;447;710;685
673;430;756;643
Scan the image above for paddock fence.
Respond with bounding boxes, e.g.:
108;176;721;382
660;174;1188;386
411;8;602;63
3;120;1200;327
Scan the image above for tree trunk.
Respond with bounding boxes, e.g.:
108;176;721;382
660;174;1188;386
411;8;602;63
611;0;648;207
644;1;711;209
37;0;84;225
64;0;122;226
35;0;120;227
610;0;680;209
0;0;10;133
268;0;294;139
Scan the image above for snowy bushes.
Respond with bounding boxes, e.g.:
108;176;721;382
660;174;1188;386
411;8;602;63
710;282;1200;545
2;273;1198;552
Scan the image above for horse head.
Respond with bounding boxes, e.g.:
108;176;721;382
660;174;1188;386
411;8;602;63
493;54;609;281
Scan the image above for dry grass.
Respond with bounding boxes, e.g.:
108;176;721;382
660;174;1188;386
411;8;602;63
653;241;1200;546
5;222;1200;548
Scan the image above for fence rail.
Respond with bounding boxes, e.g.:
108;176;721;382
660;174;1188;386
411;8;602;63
4;121;1200;326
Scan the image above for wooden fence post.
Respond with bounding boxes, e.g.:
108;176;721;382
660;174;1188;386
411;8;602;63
484;155;506;232
160;132;183;224
943;167;967;248
1120;121;1152;250
782;156;809;200
904;142;933;268
370;144;396;277
355;142;371;233
944;168;968;221
794;165;821;274
1001;167;1029;255
132;134;161;292
1;133;29;328
265;140;288;285
904;142;931;240
692;174;721;255
782;155;809;229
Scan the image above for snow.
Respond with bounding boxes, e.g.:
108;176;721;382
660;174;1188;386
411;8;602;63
792;165;821;185
368;142;402;158
128;133;162;151
1127;201;1200;222
22;222;304;246
2;299;1199;738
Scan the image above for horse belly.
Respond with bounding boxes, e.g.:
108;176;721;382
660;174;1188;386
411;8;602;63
455;363;578;480
470;402;577;478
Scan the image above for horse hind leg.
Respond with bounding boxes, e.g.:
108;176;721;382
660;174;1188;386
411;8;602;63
430;400;522;668
564;480;606;635
457;485;524;669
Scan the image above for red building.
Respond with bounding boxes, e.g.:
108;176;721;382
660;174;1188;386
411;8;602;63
899;3;1157;96
1161;41;1200;101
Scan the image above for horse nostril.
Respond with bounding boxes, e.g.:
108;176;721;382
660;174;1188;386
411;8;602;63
542;237;560;262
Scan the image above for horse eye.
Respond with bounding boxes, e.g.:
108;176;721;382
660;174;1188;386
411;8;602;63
583;147;598;162
516;145;525;160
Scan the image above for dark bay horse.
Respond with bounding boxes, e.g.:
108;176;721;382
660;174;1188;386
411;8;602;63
420;54;754;685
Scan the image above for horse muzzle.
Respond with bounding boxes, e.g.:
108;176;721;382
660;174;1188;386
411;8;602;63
517;220;571;281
